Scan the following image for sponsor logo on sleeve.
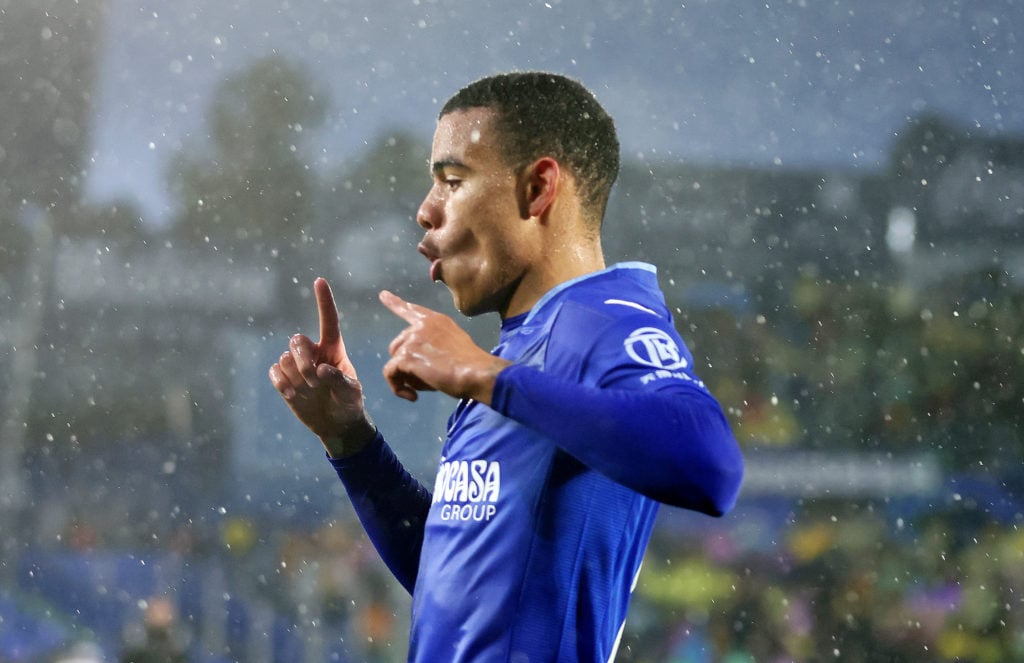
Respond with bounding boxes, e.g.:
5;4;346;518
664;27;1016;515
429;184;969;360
624;327;689;370
624;326;707;389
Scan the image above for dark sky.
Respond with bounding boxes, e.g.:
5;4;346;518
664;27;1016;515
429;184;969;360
85;0;1024;223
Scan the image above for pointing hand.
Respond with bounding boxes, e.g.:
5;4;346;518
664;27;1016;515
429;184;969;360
269;278;375;457
379;290;511;404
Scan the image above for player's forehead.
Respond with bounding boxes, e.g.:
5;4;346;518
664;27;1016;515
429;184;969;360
429;107;506;169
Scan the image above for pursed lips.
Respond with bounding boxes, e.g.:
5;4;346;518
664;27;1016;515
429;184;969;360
418;241;443;283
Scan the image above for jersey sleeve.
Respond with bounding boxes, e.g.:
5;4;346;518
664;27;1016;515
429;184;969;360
490;304;743;515
329;430;431;593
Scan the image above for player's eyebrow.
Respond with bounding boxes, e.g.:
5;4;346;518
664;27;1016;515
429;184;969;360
431;157;469;175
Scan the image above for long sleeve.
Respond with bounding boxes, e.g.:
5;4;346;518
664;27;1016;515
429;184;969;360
329;431;431;593
491;363;744;515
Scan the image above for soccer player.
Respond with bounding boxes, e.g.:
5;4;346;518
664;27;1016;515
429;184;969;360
269;72;744;662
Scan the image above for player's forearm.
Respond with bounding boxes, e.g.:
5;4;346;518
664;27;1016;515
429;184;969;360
491;364;744;515
329;431;430;592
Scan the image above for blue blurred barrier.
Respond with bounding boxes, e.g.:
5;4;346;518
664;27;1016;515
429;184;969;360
0;592;70;662
15;550;313;662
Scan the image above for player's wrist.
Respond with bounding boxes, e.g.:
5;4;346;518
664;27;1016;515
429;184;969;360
320;417;377;459
466;357;513;406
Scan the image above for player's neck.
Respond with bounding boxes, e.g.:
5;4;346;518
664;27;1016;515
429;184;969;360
499;235;605;320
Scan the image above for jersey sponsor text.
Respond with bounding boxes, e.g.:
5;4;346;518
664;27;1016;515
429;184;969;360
432;458;501;522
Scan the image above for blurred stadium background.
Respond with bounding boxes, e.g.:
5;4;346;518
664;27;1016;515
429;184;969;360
2;1;1022;661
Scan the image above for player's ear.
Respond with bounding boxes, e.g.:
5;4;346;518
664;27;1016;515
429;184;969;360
516;157;560;220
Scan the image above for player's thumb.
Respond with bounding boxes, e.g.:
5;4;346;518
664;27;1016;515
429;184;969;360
316;363;352;388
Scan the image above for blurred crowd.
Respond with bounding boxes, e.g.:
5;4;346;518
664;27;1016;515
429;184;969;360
682;265;1023;469
48;496;1013;662
622;503;1024;663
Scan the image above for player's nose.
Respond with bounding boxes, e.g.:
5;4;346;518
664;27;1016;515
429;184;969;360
416;189;442;230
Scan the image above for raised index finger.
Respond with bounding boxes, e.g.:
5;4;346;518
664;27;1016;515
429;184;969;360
315;277;341;346
379;290;428;324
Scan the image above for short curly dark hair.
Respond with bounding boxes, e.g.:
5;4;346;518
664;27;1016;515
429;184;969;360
440;71;620;228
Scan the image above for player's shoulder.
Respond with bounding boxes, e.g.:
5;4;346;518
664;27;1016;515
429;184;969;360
530;261;676;345
550;283;677;352
549;288;697;385
557;294;666;328
556;269;671;329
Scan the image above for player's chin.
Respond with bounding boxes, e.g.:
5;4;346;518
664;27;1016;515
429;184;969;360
450;289;488;317
458;289;513;318
451;295;479;317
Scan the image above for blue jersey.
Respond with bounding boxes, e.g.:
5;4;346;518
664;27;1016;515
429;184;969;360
331;262;743;663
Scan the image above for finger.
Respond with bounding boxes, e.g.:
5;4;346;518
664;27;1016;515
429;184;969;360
407;378;437;393
268;364;296;400
379;290;429;324
382;360;417;402
388;363;434;393
277;350;305;388
290;334;320;388
317;361;360;392
388;327;412;358
394;383;419;402
382;370;414;401
315;362;343;387
315;278;341;347
315;278;358;377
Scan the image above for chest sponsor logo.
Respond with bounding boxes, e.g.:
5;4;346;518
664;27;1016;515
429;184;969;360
624;327;688;370
432;458;501;522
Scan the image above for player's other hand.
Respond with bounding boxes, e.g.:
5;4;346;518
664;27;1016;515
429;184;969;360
380;290;511;405
269;277;376;458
